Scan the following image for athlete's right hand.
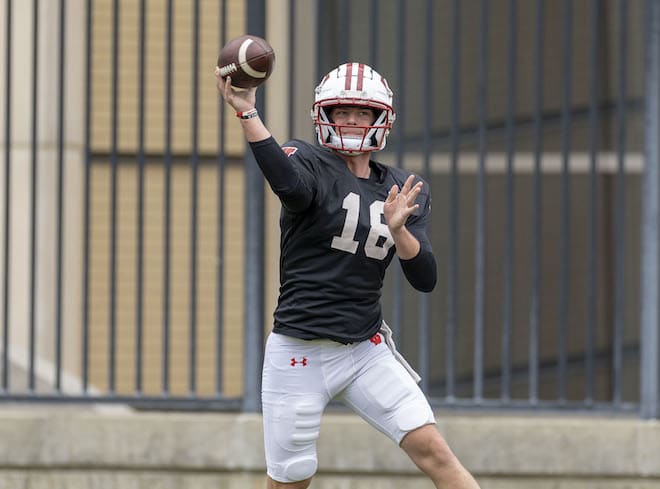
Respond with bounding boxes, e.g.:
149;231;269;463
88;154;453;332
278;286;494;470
214;67;257;113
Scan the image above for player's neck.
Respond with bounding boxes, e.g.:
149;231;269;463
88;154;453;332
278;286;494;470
337;152;371;179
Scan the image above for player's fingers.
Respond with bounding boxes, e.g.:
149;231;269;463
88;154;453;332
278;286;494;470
396;205;419;224
223;76;233;98
401;174;416;194
215;68;226;91
407;183;422;203
386;184;399;203
401;183;420;207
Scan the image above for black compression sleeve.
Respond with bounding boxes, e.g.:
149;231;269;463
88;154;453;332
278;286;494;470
249;137;314;212
249;137;299;193
400;248;437;293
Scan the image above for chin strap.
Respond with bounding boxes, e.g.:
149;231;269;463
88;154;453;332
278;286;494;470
329;134;378;155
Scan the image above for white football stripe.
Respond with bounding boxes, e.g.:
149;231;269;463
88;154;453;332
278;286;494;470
238;39;267;79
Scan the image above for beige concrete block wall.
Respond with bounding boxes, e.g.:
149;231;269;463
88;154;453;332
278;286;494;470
90;0;247;156
0;408;658;488
87;162;245;397
84;0;253;399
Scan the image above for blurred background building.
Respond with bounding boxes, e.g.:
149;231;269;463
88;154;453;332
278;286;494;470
0;0;657;418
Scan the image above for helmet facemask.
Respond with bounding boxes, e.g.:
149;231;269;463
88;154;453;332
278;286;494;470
311;63;396;155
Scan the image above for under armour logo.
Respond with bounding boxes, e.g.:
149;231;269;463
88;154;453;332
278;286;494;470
290;357;308;366
370;334;382;345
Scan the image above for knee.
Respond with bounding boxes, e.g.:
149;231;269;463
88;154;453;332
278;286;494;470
282;456;317;482
426;433;460;467
402;425;460;469
267;450;318;484
401;426;479;487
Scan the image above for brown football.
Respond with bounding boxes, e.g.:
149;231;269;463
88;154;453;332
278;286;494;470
217;34;275;89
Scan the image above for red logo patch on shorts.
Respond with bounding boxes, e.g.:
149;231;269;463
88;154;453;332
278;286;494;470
290;357;307;366
370;333;382;345
282;146;298;157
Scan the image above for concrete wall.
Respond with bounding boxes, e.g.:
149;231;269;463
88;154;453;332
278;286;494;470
0;407;658;489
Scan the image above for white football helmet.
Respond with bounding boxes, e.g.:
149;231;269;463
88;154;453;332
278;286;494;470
311;62;396;155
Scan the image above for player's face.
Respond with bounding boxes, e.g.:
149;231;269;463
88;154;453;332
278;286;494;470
329;106;376;138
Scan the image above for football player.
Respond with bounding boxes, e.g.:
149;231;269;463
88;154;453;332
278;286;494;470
215;62;480;489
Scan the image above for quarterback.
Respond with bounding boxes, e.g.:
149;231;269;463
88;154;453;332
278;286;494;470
215;62;480;489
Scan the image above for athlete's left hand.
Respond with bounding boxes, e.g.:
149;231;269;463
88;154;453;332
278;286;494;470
383;174;422;231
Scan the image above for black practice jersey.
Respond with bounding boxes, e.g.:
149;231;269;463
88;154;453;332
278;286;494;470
250;137;436;344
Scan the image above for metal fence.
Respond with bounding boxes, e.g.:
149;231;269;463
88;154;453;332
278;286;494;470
0;0;658;419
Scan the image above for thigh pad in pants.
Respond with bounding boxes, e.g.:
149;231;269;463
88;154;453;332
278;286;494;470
261;333;329;483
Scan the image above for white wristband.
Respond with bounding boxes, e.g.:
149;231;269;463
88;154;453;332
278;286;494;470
236;108;258;119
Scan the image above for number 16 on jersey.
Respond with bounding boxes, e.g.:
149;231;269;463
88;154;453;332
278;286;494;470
331;192;395;260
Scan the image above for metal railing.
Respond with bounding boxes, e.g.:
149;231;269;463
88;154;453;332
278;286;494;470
0;0;658;419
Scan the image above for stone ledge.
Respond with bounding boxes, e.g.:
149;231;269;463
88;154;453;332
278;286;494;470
0;407;657;480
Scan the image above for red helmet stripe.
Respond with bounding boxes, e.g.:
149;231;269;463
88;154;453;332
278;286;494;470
356;63;365;91
344;63;353;90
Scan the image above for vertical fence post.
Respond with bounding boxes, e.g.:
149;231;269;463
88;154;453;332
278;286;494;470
641;0;660;420
242;0;266;413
